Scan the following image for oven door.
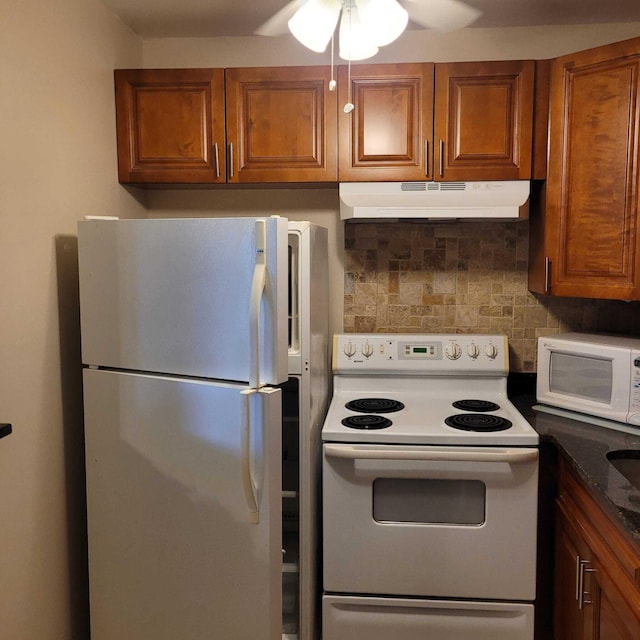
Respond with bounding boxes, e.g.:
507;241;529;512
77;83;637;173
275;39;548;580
323;443;538;600
323;595;534;640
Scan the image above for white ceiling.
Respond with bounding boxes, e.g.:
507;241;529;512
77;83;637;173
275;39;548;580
101;0;640;39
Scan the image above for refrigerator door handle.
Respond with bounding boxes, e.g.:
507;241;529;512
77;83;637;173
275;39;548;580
249;220;267;389
241;389;260;524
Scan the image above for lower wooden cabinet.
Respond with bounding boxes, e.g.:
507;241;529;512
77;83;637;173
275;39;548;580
554;507;594;639
554;459;640;640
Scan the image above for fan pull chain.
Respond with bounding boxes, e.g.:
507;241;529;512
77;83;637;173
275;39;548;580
344;1;354;113
329;33;336;91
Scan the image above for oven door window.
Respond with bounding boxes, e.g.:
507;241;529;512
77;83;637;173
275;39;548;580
373;478;486;525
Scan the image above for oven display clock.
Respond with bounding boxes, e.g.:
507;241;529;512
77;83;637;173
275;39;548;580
401;342;442;359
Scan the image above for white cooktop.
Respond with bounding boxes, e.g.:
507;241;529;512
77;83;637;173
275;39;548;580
321;334;539;446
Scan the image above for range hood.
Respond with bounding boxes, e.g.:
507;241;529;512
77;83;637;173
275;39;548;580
339;181;530;221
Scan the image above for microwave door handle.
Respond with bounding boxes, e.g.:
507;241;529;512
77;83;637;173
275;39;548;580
324;445;537;464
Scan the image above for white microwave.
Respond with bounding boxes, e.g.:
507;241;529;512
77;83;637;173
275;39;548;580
537;333;640;426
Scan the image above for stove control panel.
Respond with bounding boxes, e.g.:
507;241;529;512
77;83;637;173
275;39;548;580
333;333;509;375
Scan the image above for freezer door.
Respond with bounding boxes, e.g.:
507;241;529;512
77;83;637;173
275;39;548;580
83;368;282;640
78;217;288;385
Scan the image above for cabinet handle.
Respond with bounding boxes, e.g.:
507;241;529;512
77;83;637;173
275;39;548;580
582;566;596;607
544;256;551;293
425;140;429;176
0;424;12;439
578;559;596;610
229;143;234;179
214;142;220;178
439;139;444;178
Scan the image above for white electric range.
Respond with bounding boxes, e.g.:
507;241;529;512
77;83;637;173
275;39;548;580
322;334;539;640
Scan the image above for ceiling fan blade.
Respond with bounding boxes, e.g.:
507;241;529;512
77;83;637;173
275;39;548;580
403;0;481;32
255;0;305;37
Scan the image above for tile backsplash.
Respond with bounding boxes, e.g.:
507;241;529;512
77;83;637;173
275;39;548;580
344;221;640;372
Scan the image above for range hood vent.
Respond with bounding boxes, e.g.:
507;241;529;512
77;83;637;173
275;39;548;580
340;181;530;221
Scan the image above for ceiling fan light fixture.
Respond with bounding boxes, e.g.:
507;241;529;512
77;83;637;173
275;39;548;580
355;0;409;47
288;0;342;53
339;1;379;61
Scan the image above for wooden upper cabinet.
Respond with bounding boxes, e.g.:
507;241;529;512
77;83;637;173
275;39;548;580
225;66;337;183
337;63;434;181
434;61;534;181
338;60;534;182
114;66;337;185
115;69;226;184
529;37;640;300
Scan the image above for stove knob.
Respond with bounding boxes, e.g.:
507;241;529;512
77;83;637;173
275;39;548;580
467;343;480;359
361;341;374;358
445;342;462;360
344;341;356;358
485;343;499;359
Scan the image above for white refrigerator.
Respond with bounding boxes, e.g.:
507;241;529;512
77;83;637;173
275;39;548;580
78;216;329;640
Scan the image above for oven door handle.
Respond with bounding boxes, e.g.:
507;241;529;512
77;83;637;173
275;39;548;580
324;445;538;464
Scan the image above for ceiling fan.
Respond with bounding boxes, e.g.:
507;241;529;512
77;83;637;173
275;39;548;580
256;0;482;60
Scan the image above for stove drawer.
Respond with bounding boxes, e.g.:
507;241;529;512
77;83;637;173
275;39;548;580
323;595;534;640
322;443;538;600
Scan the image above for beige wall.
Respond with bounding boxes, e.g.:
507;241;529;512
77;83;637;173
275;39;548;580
142;22;640;67
0;1;144;638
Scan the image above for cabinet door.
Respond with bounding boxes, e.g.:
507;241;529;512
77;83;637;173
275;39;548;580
225;67;337;183
434;61;534;181
555;459;640;640
554;506;594;640
337;63;434;182
115;69;226;184
537;39;640;299
596;576;640;640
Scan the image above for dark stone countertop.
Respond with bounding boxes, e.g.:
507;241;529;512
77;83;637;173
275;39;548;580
513;395;640;550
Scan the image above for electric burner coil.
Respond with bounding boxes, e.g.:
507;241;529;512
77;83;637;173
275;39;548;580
452;399;500;412
345;398;405;414
341;415;393;430
445;413;512;432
